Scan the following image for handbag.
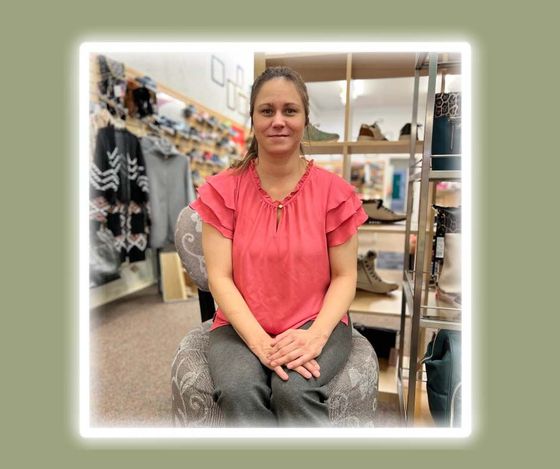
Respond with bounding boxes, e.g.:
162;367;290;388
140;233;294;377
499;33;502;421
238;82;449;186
432;92;461;169
423;329;462;427
90;226;122;287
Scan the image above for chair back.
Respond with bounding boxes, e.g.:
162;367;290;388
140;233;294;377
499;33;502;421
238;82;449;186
174;205;209;291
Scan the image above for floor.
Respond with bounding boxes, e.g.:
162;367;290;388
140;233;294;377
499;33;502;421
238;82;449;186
89;284;406;427
90;284;201;427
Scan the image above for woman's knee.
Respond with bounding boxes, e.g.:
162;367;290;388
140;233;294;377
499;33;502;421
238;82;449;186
271;373;327;407
214;378;271;408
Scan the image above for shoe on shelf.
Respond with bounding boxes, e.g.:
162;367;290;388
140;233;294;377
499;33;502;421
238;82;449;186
135;75;158;92
303;123;340;142
182;104;197;119
357;251;399;294
435;287;461;309
357;122;387;141
363;199;406;223
399;122;422;141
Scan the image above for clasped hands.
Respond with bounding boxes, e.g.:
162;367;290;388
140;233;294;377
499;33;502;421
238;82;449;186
258;328;328;381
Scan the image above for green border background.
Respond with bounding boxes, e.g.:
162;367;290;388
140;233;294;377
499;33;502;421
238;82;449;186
3;0;557;466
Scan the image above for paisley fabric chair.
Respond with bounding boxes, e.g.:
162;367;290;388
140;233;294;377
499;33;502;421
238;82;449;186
171;205;379;426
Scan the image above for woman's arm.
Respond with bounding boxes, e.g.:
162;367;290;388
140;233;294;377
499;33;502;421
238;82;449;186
309;233;358;339
268;233;358;370
203;222;295;380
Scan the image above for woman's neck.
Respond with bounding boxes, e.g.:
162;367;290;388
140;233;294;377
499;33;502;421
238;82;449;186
254;152;305;181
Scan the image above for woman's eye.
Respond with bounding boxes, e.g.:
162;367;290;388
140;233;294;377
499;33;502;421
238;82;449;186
261;109;273;116
285;108;297;115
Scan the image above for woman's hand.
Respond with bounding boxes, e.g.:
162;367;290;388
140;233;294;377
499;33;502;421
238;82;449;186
251;336;290;381
253;335;321;381
267;328;328;372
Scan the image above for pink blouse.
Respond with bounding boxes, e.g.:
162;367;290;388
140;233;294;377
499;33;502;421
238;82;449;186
190;158;368;335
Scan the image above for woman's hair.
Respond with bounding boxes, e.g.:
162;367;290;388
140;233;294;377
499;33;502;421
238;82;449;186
230;66;310;172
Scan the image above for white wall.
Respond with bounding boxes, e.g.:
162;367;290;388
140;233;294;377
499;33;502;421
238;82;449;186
106;51;254;125
307;74;461;142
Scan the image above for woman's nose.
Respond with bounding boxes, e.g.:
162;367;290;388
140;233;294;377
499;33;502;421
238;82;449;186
271;111;286;127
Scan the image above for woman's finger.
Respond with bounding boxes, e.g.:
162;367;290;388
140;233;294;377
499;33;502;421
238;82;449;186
309;359;320;370
286;354;313;371
293;366;312;380
303;361;321;378
268;341;298;361
270;334;295;352
270;348;302;367
274;366;289;381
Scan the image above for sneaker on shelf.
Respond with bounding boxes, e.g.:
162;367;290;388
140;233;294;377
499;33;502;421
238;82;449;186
357;251;399;294
357;122;387;141
303;123;340;142
363;199;406;223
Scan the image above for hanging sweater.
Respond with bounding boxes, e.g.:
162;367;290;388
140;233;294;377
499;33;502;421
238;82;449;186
90;125;150;262
140;136;196;248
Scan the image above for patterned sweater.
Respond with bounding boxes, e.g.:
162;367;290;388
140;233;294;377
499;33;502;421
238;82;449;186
90;125;150;262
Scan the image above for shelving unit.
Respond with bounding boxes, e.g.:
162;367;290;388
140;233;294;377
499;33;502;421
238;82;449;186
397;52;463;426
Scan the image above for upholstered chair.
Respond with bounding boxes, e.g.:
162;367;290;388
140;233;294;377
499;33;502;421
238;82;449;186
171;205;379;426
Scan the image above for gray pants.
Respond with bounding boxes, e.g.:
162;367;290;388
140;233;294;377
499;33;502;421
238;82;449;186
208;319;352;427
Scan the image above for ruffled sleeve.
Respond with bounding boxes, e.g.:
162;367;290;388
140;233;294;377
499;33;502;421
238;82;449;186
189;170;236;239
325;174;368;247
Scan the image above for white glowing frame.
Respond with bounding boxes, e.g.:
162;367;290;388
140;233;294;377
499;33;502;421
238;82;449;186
79;41;473;441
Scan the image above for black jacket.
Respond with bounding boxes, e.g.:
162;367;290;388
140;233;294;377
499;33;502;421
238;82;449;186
90;125;150;262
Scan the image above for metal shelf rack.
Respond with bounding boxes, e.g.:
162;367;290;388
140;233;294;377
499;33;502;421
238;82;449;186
397;52;463;425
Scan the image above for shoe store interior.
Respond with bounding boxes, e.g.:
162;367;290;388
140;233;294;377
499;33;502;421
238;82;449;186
88;49;463;429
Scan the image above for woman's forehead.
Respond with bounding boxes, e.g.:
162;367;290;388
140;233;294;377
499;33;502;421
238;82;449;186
255;78;302;104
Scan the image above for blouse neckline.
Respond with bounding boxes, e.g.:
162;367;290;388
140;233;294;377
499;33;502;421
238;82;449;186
249;157;314;207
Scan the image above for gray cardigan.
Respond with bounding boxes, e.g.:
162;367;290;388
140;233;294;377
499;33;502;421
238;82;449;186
140;136;196;248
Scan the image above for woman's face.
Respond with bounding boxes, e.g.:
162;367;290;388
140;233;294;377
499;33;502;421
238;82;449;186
252;78;306;157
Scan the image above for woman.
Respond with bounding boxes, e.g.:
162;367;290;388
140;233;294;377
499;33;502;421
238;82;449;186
190;66;367;427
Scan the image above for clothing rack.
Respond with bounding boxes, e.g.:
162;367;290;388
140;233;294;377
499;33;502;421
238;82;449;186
89;54;249;306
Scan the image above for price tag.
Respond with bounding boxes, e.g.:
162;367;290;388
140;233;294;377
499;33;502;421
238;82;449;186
435;236;445;258
114;83;125;98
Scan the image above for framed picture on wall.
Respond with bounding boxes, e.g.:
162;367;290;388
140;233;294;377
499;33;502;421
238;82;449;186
226;79;237;111
237;92;248;117
211;55;225;87
236;65;244;87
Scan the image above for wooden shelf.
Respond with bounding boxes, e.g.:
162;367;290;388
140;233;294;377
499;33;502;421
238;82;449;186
349;140;423;155
265;53;350;82
378;360;398;395
302;141;345;154
400;357;435;427
351;267;405;318
411;169;462;181
265;52;461;82
351;288;403;317
358;223;407;234
303;140;423;155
